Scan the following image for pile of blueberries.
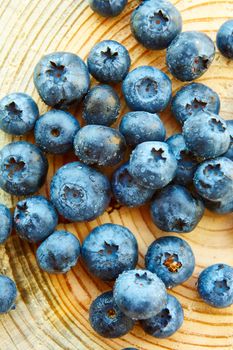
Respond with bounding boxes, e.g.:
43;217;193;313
0;0;233;347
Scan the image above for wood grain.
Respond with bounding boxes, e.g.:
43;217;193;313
0;0;233;349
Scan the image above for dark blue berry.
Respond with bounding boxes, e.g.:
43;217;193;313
217;20;233;59
14;196;58;243
0;204;12;244
223;120;233;161
0;275;17;314
145;236;195;289
0;141;48;196
88;0;127;17
203;195;233;215
35;110;80;154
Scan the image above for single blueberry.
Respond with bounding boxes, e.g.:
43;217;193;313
140;294;184;338
166;31;215;81
166;134;199;186
35;110;80;154
113;269;167;320
74;125;126;166
0;275;17;314
112;162;155;207
198;264;233;308
151;185;204;233
145;236;195;289
129;141;177;189
0;93;39;135
183;111;230;159
88;0;127;17
0;204;12;244
50;162;111;222
0;141;48;196
36;230;81;274
122;66;172;113
82;223;138;281
171;83;221;125
83;85;120;126
89;291;135;338
203;194;233;215
87;40;131;83
14;196;58;243
217;20;233;59
119;111;166;147
223;120;233;161
122;349;138;350
131;0;182;50
34;52;90;109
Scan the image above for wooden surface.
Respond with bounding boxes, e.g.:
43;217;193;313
0;0;233;349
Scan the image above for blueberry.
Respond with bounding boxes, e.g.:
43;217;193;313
183;112;230;159
0;141;48;196
36;230;81;274
74;125;126;166
82;223;138;281
87;40;130;83
0;93;39;135
83;85;120;126
198;264;233;308
113;269;167;320
50;162;111;222
88;0;127;17
89;291;134;338
166;31;215;81
140;294;184;338
122;349;138;350
223;120;233;161
145;236;195;289
194;157;233;202
122;66;172;113
151;185;204;233
203;195;233;215
0;275;17;314
217;20;233;59
131;0;182;50
14;196;58;243
129;141;177;189
119;111;166;147
171;83;221;125
166;134;198;186
112;162;155;207
0;204;12;244
34;52;90;108
35;110;80;154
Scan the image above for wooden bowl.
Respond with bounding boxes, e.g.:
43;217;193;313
0;1;233;349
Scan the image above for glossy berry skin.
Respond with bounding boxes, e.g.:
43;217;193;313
223;120;233;161
50;162;111;222
35;110;80;154
145;236;195;289
87;40;130;83
0;204;12;244
217;20;233;59
151;185;204;233
14;196;58;243
198;264;233;308
0;275;17;314
113;269;167;320
123;66;172;113
119;111;166;147
74;125;126;166
34;52;90;109
0;93;39;135
129;141;177;190
131;0;182;50
203;195;233;215
36;230;81;274
0;141;48;196
83;85;120;126
112;162;155;207
88;0;127;17
171;83;221;125
82;223;138;281
166;31;215;81
183;112;230;159
141;294;184;338
166;134;198;186
193;157;233;202
89;291;134;338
